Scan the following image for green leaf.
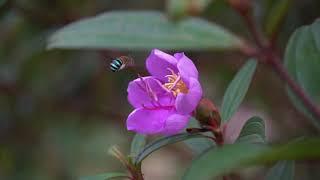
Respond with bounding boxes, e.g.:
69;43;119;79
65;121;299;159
266;161;295;180
265;0;291;36
135;132;211;164
236;116;266;144
167;0;213;19
183;138;320;180
130;133;146;159
48;11;242;50
221;59;257;123
80;172;128;180
284;19;320;128
184;118;215;154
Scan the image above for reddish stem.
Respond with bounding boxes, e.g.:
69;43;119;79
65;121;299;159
236;6;320;130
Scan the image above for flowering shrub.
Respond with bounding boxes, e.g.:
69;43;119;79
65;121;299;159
48;1;320;180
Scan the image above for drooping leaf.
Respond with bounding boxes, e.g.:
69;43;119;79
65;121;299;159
183;138;320;180
135;132;211;164
221;59;257;123
236;116;266;144
130;133;146;159
184;118;215;154
80;172;128;180
48;11;242;50
284;19;320;129
266;161;295;180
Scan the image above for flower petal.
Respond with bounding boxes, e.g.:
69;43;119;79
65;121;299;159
176;77;203;115
127;76;174;108
175;52;198;82
146;49;178;81
164;113;190;135
126;108;173;135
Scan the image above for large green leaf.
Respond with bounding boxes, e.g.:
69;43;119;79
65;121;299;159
130;133;146;160
184;118;215;154
183;138;320;180
221;59;257;123
284;19;320;128
80;172;128;180
236;116;266;144
134;132;211;164
266;161;295;180
47;11;242;50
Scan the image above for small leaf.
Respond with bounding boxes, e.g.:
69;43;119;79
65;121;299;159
80;172;128;180
236;116;266;144
130;133;146;159
221;59;257;123
184;118;215;154
284;19;320;129
264;0;292;37
183;138;320;180
48;11;242;50
135;132;211;164
266;161;295;180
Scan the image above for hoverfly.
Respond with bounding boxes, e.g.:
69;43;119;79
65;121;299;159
110;56;134;72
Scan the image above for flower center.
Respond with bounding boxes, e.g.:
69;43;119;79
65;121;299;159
164;69;188;96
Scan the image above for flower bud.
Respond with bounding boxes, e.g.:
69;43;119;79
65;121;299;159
195;98;221;128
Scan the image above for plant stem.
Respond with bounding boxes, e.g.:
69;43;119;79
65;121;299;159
268;54;320;125
235;6;320;129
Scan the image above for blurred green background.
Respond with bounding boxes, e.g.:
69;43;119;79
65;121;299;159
0;0;320;179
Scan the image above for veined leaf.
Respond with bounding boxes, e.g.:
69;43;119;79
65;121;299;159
183;138;320;180
221;59;257;123
48;11;242;50
236;116;266;144
135;132;211;164
130;133;146;160
284;19;320;129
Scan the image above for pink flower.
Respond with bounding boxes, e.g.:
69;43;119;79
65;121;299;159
126;49;203;135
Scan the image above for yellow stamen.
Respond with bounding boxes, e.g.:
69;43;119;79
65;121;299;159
164;70;188;96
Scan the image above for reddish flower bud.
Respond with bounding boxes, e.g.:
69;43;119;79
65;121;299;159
195;98;221;128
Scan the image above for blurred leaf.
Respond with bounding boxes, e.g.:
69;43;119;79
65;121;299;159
183;138;320;180
265;0;291;36
184;118;215;154
284;19;320;129
266;161;295;180
167;0;213;19
236;116;266;144
221;59;257;123
48;11;242;50
130;133;146;159
80;172;128;180
135;132;211;164
0;0;6;7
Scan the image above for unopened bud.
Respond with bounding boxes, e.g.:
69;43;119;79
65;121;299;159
195;98;221;128
227;0;252;15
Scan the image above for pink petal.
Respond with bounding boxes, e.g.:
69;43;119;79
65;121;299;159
146;49;178;81
127;76;174;108
175;52;198;83
126;108;172;135
175;77;203;115
164;114;190;135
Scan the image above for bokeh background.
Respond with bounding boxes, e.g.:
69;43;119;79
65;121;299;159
0;0;320;179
